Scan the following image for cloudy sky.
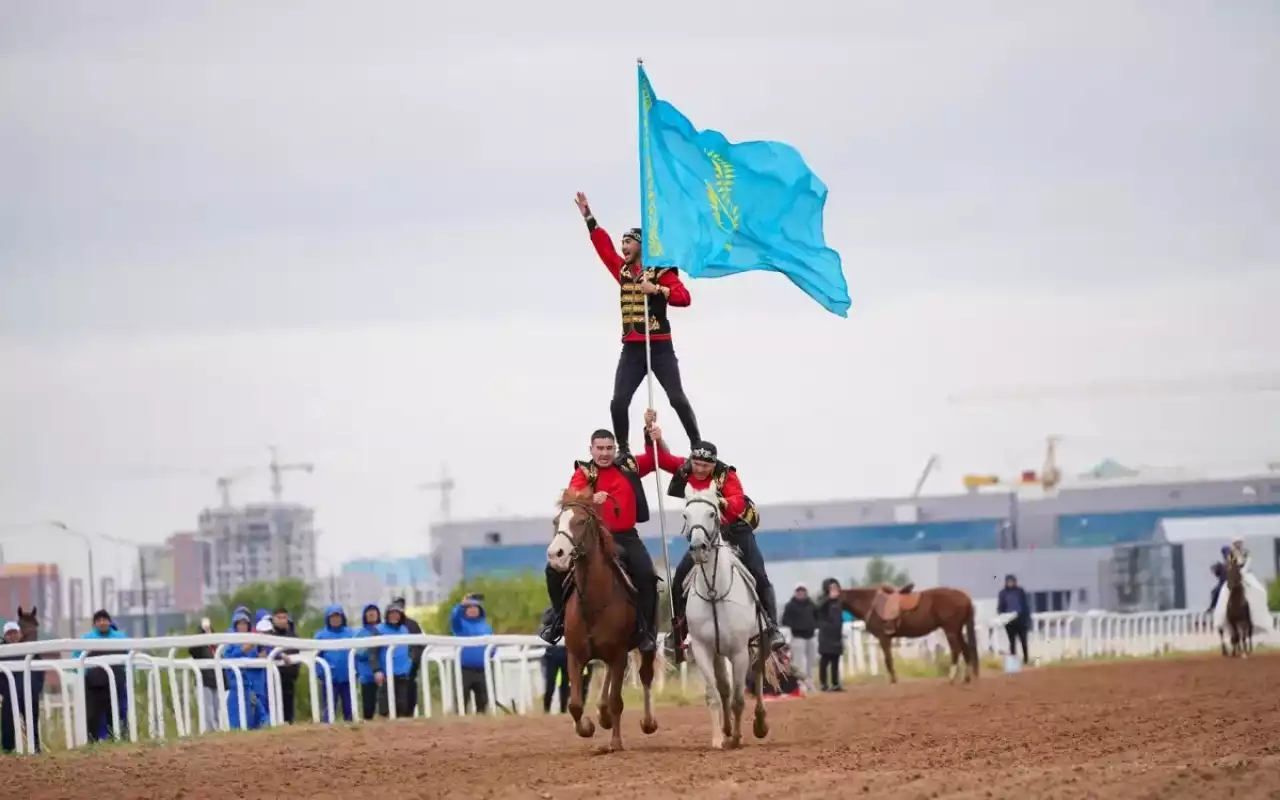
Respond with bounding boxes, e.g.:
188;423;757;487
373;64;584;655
1;1;1277;588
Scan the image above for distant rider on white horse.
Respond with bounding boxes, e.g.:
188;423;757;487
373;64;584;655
1212;538;1274;635
643;410;788;660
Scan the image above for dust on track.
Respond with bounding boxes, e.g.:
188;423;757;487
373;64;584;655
9;653;1280;800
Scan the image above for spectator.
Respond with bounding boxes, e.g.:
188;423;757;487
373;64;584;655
376;600;416;718
1;621;27;752
780;584;817;689
187;617;222;733
223;611;268;730
816;578;845;692
539;607;571;713
74;609;129;742
450;594;494;714
269;607;301;724
392;596;426;711
997;574;1033;665
353;603;383;720
314;604;355;723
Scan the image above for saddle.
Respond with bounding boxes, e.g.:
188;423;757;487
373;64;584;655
871;584;919;634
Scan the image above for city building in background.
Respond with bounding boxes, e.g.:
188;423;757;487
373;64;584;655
198;502;318;597
313;556;443;609
0;563;63;631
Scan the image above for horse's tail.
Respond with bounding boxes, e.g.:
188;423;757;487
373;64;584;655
964;600;979;678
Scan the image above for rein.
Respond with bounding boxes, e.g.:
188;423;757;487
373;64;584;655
561;500;627;625
685;495;739;657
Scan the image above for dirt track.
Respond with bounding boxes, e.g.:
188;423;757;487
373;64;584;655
9;653;1280;799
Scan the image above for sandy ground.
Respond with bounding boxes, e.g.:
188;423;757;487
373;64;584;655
7;653;1280;799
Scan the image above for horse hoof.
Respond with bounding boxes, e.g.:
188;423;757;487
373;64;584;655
726;737;742;750
753;719;769;739
576;719;596;739
640;717;658;735
598;711;613;731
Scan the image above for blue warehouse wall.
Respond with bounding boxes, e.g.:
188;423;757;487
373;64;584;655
1056;503;1280;547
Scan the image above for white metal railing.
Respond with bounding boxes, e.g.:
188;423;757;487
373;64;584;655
1;610;1276;754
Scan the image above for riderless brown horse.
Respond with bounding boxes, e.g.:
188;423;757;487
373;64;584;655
553;487;658;751
839;585;979;684
1223;559;1253;658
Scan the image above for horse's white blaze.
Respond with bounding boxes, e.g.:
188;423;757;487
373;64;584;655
547;509;575;572
682;486;721;564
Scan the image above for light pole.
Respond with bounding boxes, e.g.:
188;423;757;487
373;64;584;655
49;522;97;615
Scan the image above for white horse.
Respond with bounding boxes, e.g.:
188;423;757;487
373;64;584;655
682;485;770;750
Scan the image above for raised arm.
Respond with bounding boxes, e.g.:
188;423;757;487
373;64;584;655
576;191;624;282
634;416;686;476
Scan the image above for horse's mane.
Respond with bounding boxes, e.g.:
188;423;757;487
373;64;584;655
557;487;619;561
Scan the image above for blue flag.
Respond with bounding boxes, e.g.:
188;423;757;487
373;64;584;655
637;64;850;317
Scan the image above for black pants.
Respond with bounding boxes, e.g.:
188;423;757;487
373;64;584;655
461;667;489;714
819;654;841;689
611;339;699;450
377;676;415;718
85;685;116;742
546;530;658;638
279;673;297;724
1;693;16;752
360;681;380;720
1005;621;1030;663
672;521;771;616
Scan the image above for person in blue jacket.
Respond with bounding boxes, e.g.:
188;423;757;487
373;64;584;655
74;610;129;743
223;610;268;730
313;604;355;723
450;594;495;714
376;600;416;718
352;603;383;720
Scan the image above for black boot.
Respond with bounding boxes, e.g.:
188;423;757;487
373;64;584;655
759;585;787;652
665;586;688;663
540;569;568;645
634;579;657;653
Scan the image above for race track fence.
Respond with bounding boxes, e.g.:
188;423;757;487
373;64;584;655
0;609;1276;755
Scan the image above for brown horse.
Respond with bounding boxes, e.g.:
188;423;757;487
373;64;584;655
1224;560;1253;658
554;487;658;751
839;585;979;684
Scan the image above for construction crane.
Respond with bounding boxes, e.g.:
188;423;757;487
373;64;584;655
214;467;256;507
268;446;315;503
962;435;1063;492
418;465;456;520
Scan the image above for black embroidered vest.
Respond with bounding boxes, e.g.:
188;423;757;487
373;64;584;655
666;460;760;530
620;265;674;339
573;455;651;525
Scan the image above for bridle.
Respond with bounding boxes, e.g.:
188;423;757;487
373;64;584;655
557;498;625;623
684;495;733;600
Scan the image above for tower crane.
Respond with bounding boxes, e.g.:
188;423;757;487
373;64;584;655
214;467;256;507
418;465;456;520
268;445;315;503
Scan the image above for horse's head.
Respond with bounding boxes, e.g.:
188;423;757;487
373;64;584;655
1226;558;1244;591
16;605;39;642
548;487;609;572
683;486;721;564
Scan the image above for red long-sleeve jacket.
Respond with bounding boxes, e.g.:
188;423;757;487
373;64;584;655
567;449;662;532
590;227;690;343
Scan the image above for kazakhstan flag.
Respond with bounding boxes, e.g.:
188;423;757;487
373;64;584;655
637;63;850;317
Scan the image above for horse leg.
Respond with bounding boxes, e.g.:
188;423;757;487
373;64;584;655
567;651;595;739
596;662;613;731
713;653;733;743
945;630;965;685
879;635;898;684
726;648;749;750
638;649;658;735
688;637;725;750
751;645;769;740
606;657;626;752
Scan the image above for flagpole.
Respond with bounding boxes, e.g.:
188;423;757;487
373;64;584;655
638;55;678;648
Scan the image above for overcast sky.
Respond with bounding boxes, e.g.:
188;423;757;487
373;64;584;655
1;1;1277;588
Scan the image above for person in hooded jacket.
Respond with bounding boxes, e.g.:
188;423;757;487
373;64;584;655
391;595;426;709
815;578;846;692
223;610;268;730
1;621;30;752
376;600;416;718
450;595;495;714
353;602;384;720
74;609;130;742
997;574;1033;665
313;604;355;723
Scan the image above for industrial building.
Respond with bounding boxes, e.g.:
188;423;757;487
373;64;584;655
431;469;1280;613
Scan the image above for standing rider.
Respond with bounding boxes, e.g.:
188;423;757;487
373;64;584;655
540;427;663;653
646;410;788;659
574;191;701;454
